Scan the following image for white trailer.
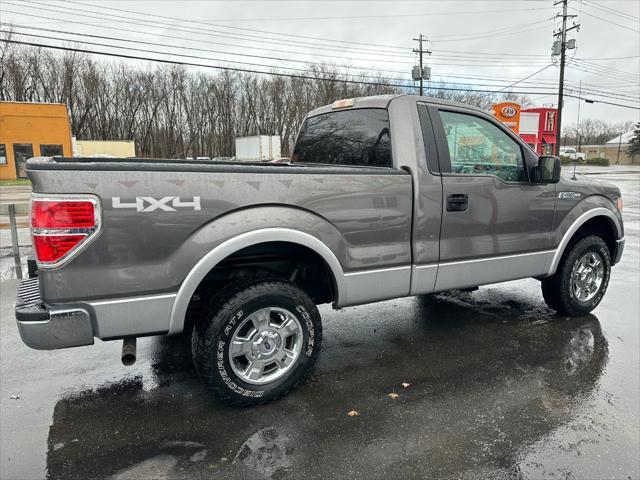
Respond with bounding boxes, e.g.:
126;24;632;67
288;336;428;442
234;135;282;162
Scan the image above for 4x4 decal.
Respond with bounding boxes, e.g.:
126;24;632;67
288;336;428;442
112;196;201;212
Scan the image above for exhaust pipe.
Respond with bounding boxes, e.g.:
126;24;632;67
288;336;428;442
121;337;137;366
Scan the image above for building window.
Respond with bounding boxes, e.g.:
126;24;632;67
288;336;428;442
0;144;6;165
545;111;556;131
40;144;64;157
13;143;33;179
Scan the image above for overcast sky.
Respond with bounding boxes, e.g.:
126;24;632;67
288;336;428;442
1;0;639;128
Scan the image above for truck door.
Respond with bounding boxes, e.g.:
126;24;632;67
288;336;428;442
430;106;556;291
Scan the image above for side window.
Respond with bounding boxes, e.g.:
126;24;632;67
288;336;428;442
40;144;64;156
0;144;6;165
292;109;392;168
439;111;526;182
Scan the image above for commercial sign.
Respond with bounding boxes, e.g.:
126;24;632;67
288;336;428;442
492;102;521;134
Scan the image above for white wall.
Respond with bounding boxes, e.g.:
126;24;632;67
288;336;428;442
519;112;539;135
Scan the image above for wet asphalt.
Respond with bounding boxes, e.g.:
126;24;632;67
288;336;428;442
1;172;639;480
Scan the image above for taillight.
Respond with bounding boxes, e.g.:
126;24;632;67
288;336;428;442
31;196;101;267
32;200;95;229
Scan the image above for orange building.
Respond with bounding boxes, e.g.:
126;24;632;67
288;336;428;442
0;102;73;180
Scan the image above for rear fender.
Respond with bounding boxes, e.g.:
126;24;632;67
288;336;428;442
167;206;348;334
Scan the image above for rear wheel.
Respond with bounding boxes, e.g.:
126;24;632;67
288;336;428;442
541;235;611;316
192;280;322;406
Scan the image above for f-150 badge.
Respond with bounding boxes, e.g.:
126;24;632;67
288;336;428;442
558;192;582;200
112;196;201;212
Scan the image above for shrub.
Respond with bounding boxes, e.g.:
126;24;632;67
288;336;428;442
586;157;610;166
560;155;574;165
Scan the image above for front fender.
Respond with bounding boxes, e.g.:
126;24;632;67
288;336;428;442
548;195;623;275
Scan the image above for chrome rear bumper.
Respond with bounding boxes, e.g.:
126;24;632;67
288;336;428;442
15;278;94;350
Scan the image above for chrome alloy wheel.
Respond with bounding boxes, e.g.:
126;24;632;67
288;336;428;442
228;307;304;385
571;251;605;303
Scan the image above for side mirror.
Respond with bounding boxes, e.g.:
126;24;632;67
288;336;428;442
536;156;561;183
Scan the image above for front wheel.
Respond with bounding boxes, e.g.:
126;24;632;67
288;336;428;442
541;235;611;316
192;280;322;406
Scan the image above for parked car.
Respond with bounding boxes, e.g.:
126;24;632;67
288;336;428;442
560;147;587;162
16;94;624;406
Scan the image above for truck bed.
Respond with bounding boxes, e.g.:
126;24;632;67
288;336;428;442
27;156;413;307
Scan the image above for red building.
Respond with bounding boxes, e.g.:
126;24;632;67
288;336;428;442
518;107;558;155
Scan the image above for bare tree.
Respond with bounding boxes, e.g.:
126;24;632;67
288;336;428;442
0;39;536;158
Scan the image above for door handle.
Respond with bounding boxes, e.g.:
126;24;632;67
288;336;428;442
446;193;468;212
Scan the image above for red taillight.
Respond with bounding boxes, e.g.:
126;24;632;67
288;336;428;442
31;196;100;266
33;234;87;263
32;200;95;229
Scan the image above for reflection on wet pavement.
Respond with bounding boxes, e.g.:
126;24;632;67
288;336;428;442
38;287;618;480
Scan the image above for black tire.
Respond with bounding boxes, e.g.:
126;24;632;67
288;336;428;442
541;235;611;316
192;280;322;407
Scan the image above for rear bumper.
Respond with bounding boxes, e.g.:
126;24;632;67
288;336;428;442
15;278;94;350
612;237;625;265
15;277;176;350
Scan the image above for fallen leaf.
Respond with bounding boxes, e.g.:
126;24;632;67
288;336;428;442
387;392;400;400
402;383;411;388
347;410;359;417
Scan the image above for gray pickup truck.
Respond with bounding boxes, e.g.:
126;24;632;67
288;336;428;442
16;94;624;406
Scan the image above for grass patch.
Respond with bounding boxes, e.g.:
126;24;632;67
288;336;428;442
586;157;610;166
0;178;32;186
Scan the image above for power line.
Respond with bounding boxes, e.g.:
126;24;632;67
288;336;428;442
565;94;640;110
582;0;639;22
58;0;411;52
0;19;554;71
0;13;559;71
571;58;639;79
3;37;638;110
575;55;640;60
5;1;416;59
153;6;556;23
482;64;555;97
9;0;558;56
8;25;635;101
58;0;558;51
0;31;543;91
8;0;581;62
0;38;557;96
568;61;639;83
578;8;640;33
430;21;556;43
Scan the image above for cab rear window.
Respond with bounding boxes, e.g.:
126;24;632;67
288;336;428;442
292;109;392;168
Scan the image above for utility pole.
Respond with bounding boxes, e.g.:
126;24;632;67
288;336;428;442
616;132;622;164
576;80;582;152
412;34;431;96
553;0;579;156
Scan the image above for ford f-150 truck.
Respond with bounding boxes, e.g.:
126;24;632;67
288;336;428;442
15;95;624;406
